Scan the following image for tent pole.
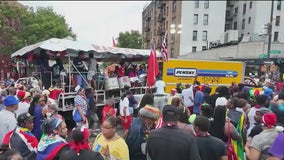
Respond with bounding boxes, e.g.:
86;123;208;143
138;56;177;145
68;56;71;92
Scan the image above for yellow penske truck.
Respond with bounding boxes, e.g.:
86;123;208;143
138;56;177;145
162;59;245;93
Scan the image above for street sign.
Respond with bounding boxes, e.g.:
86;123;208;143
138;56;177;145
259;53;268;58
269;50;281;54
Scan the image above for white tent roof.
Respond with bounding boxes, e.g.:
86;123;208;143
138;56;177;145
11;38;161;59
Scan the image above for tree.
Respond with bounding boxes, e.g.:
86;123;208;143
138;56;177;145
0;2;76;54
117;30;142;49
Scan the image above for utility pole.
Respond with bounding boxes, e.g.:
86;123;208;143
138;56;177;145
267;0;274;59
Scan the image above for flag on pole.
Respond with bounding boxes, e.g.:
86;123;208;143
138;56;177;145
161;31;168;62
112;37;116;47
147;42;159;87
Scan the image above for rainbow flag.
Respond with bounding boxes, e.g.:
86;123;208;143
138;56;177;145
231;114;245;160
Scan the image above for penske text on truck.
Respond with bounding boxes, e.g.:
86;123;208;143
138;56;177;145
162;59;245;92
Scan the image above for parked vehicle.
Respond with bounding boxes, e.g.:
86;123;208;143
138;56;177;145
162;59;245;92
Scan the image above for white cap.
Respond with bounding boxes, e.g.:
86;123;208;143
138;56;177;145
75;85;81;92
42;89;50;96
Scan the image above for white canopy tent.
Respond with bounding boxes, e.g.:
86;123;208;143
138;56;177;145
11;37;161;60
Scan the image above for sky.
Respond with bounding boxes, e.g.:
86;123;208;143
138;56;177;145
18;1;150;47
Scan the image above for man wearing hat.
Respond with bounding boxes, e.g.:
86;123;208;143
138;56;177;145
0;95;19;142
14;90;31;118
245;113;279;160
248;107;272;138
2;112;38;160
126;105;160;160
147;105;201;160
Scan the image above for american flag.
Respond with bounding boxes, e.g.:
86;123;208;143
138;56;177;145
161;31;168;62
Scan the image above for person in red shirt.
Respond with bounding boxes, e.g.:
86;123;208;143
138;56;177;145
275;78;283;93
101;99;116;124
117;61;125;77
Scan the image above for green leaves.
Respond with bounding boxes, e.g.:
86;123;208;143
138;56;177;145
0;3;76;54
117;30;142;49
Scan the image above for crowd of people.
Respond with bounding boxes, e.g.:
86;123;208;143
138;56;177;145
1;69;284;160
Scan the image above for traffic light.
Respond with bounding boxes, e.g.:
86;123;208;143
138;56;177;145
264;23;272;34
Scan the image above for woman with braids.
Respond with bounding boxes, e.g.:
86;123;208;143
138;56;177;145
37;116;69;160
60;126;103;160
209;105;240;143
28;94;47;141
93;116;129;160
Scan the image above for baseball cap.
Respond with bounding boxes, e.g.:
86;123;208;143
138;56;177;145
162;105;178;116
17;112;34;123
262;113;277;128
17;90;31;100
3;96;19;107
75;85;83;93
42;90;50;96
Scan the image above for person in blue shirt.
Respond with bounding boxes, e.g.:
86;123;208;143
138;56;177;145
193;86;204;115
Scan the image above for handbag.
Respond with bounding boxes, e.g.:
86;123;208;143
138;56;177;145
227;121;238;160
73;109;83;122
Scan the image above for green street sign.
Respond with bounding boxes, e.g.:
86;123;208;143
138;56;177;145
269;50;281;54
259;53;268;58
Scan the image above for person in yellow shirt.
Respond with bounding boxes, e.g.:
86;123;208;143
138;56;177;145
166;89;178;105
93;116;129;160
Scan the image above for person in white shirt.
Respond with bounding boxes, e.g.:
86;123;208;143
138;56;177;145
182;84;194;113
14;90;31;118
154;77;166;95
119;91;132;138
0;96;19;142
215;86;230;107
87;53;97;86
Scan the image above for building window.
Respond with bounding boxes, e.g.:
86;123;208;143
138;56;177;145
166;21;168;30
192;46;197;52
202;46;207;51
193;31;198;41
274;32;279;41
243;4;246;15
234;7;238;14
195;0;199;8
172;1;176;13
167;6;169;16
203;14;208;25
172;16;176;24
225;24;230;31
171;48;174;57
249;1;252;9
204;0;209;9
194;14;198;25
276;16;280;26
202;31;207;41
277;0;281;10
242;19;245;29
172;34;175;43
234;22;237;29
248;17;251;24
